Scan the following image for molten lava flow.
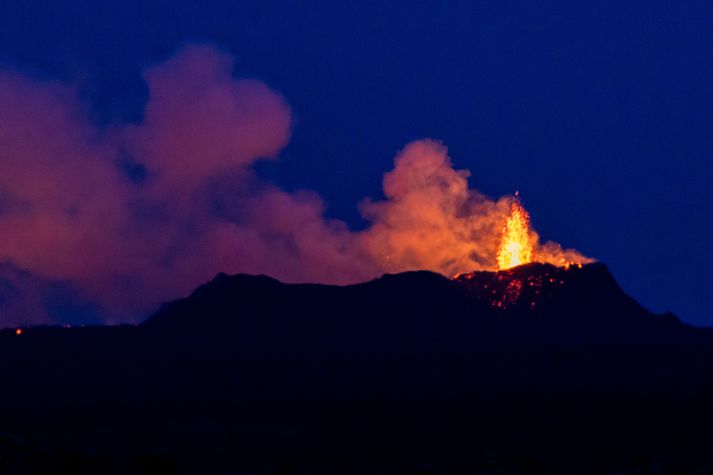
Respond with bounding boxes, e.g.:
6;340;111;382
497;193;533;270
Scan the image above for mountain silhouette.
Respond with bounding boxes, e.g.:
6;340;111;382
1;263;712;474
143;262;703;355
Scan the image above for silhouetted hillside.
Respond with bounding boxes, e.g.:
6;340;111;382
1;263;712;474
143;262;704;354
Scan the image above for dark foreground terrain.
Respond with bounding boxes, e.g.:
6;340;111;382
1;263;712;474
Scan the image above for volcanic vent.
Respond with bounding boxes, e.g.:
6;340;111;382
449;192;593;313
452;262;584;314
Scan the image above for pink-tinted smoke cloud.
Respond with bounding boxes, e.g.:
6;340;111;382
0;44;588;326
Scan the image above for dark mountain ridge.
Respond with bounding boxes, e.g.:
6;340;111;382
142;262;704;355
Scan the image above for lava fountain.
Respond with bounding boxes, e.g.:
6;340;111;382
497;193;533;270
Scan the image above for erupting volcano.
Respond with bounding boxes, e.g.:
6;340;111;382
451;191;593;310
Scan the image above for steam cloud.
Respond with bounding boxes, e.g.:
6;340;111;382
0;44;588;326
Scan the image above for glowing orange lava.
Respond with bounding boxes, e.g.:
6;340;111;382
497;193;533;270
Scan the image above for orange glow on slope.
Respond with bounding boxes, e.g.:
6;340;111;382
497;193;533;270
15;328;22;335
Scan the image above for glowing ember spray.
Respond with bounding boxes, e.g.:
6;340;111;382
497;192;533;270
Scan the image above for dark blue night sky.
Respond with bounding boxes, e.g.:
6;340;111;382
1;0;711;325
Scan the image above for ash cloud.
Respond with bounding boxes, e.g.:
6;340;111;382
0;44;588;326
